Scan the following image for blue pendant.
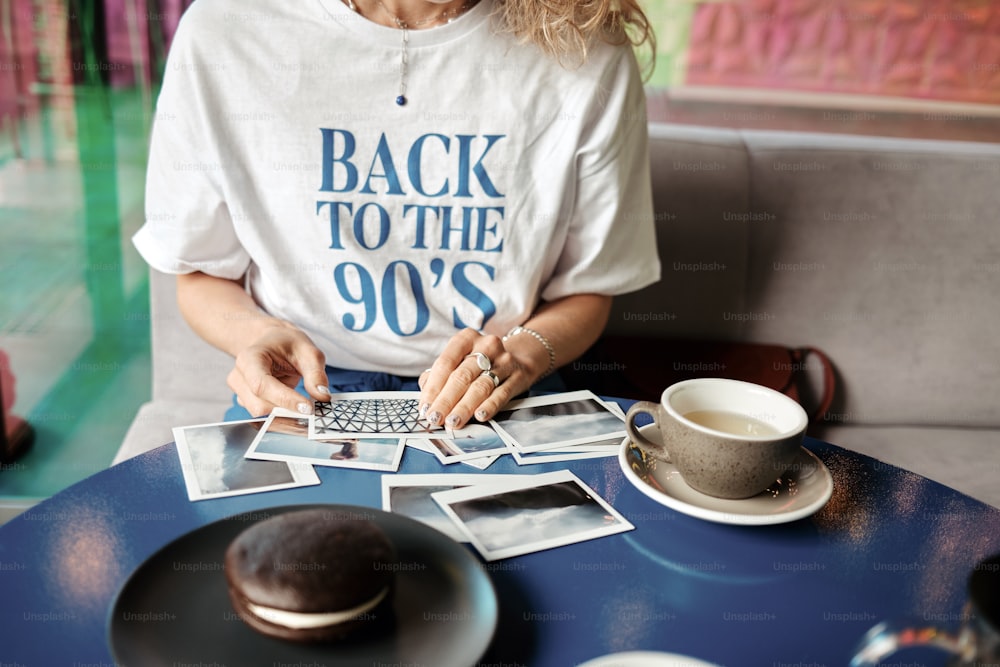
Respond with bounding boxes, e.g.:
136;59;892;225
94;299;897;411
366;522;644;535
396;95;407;106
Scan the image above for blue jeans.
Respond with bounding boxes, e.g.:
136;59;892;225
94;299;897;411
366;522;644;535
223;366;566;421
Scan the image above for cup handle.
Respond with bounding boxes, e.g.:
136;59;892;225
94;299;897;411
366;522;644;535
850;620;965;667
625;401;671;463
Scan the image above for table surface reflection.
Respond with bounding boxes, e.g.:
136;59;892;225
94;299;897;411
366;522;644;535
1;399;999;666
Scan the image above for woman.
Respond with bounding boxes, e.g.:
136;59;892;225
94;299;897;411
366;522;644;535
135;0;660;431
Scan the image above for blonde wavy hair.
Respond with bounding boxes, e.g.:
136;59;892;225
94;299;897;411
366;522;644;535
493;0;656;76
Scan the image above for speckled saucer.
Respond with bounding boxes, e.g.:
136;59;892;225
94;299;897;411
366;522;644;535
619;426;833;526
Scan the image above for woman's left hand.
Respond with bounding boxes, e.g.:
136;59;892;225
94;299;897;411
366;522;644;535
418;294;613;429
417;327;545;430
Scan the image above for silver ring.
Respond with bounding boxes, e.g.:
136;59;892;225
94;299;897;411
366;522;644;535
465;352;492;372
480;370;500;388
420;368;433;375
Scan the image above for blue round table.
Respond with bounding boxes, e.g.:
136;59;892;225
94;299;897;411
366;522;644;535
1;402;998;666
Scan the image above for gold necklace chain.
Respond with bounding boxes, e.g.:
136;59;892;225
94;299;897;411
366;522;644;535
373;0;473;29
345;0;477;106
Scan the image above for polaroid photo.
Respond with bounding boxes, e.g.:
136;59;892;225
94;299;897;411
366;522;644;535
419;423;509;463
404;436;503;469
174;419;320;502
381;474;522;541
247;409;405;471
509;435;623;465
489;390;626;453
431;469;634;561
310;391;450;440
247;407;406;470
487;423;619;465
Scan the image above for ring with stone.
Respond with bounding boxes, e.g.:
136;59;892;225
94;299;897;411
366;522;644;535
465;352;492;372
480;370;500;388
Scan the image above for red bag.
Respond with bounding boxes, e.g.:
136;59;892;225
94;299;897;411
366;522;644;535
560;337;836;428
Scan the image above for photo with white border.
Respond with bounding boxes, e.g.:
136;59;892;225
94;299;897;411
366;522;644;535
174;419;320;501
431;469;634;561
509;435;622;465
405;437;503;469
381;474;522;541
247;409;405;471
417;422;509;463
489;390;626;453
309;391;451;440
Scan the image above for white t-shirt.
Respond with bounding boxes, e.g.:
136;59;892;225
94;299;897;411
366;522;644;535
135;0;661;375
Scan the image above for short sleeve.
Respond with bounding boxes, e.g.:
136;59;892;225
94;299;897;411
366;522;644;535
540;47;661;301
132;5;250;279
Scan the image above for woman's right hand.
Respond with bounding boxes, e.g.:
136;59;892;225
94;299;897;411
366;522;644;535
226;320;330;418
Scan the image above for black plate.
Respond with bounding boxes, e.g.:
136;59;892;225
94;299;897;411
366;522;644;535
108;504;498;667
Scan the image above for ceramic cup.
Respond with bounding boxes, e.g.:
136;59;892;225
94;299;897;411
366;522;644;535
624;378;808;499
851;553;1000;666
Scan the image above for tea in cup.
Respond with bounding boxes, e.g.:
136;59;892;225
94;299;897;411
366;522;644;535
624;378;809;499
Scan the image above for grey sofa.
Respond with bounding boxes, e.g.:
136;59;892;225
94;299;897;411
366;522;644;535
116;122;1000;508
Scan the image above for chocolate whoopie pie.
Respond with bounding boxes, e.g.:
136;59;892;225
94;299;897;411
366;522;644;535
224;508;397;642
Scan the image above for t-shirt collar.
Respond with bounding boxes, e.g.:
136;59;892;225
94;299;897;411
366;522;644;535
315;0;493;48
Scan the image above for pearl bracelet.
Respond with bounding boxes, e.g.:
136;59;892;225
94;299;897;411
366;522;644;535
503;325;556;378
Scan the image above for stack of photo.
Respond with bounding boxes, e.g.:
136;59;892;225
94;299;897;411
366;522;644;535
172;390;626;501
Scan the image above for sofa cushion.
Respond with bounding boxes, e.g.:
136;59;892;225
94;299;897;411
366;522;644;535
739;130;1000;428
613;124;1000;429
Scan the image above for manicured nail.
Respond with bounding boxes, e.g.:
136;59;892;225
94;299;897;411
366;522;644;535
418;403;430;418
297;402;311;415
316;385;330;395
445;414;461;428
474;409;488;421
427;411;442;425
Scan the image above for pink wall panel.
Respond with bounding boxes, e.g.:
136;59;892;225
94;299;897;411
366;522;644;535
685;0;1000;105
